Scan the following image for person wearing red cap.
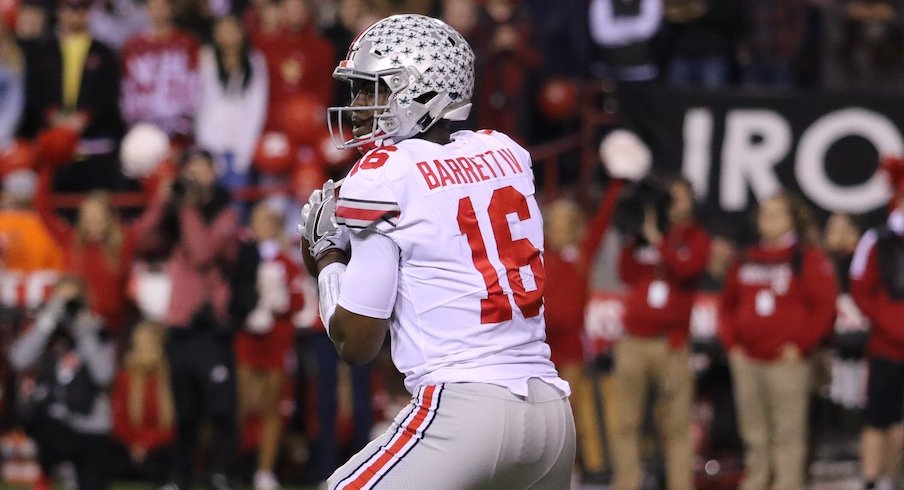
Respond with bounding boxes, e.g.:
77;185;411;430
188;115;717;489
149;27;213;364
720;190;838;490
850;157;904;490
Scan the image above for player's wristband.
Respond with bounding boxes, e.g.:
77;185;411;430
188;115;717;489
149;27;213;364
317;262;346;338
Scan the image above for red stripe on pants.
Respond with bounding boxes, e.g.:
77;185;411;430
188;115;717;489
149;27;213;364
345;385;437;489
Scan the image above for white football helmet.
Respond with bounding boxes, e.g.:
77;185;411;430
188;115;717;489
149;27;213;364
328;14;475;150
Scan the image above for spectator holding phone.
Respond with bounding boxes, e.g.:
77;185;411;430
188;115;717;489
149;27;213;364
10;276;116;490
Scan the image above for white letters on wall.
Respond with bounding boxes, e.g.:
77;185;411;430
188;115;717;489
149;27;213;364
681;107;903;213
718;110;790;210
795;108;899;213
682;108;713;199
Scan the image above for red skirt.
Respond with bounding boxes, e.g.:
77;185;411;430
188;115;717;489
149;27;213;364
234;319;295;371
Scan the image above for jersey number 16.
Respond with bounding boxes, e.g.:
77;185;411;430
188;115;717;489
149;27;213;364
457;185;546;324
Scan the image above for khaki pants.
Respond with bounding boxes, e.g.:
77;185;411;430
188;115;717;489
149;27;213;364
612;336;694;490
559;364;620;475
730;355;811;490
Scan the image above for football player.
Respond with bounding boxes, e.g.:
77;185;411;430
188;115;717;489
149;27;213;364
300;13;575;490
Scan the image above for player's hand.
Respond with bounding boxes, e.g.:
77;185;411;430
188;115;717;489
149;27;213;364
299;179;350;263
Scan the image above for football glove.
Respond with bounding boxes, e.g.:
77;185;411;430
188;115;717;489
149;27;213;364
300;179;350;261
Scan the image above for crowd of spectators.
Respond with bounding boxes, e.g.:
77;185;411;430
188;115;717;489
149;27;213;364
0;0;901;489
2;0;903;160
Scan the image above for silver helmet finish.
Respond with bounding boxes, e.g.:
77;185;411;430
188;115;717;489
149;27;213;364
327;14;475;150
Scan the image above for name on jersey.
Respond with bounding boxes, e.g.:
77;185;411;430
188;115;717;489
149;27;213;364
416;148;524;190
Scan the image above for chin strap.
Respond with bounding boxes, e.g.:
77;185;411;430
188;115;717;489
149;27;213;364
317;262;346;338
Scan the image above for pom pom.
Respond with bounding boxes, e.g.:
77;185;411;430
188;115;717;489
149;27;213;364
120;123;170;178
599;129;652;182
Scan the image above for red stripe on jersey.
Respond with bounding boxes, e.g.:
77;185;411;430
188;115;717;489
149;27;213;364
336;206;400;221
344;385;437;490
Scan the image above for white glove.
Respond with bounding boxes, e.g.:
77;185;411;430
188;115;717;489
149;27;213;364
299;179;350;261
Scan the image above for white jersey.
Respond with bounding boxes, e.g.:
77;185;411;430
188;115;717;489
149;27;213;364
335;130;569;397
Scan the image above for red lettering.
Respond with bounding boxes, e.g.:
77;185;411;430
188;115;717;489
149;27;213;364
497;148;523;173
444;158;466;184
349;146;398;176
457;196;512;323
476;152;504;176
449;158;479;183
417;161;440;190
485;150;507;175
471;157;491;181
468;156;496;178
433;160;456;187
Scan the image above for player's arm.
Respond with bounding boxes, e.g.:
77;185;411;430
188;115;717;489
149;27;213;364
301;180;396;365
315;229;398;365
331;307;389;365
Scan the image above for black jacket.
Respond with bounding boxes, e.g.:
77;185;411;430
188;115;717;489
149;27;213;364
20;36;123;141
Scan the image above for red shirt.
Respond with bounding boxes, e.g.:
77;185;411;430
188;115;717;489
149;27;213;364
120;29;201;136
543;189;617;366
256;27;335;130
36;171;135;333
111;370;175;452
133;193;239;328
850;212;904;360
544;247;588;366
619;222;710;348
720;241;838;361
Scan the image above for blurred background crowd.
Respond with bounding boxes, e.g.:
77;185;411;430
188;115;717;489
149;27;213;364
0;0;902;489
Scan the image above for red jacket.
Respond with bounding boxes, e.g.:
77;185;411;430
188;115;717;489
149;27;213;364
111;370;175;452
544;189;618;366
720;241;838;361
36;171;136;333
544;248;588;366
256;27;335;130
850;212;904;360
134;191;238;328
619;222;710;348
